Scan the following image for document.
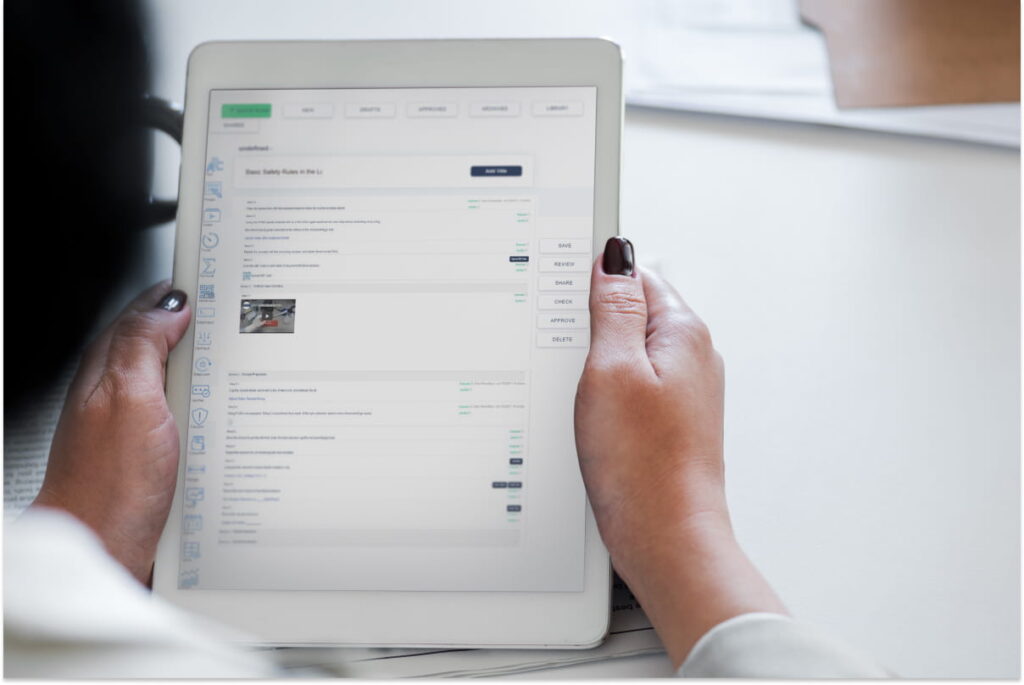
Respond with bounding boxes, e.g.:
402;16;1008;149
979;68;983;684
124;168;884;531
3;365;75;518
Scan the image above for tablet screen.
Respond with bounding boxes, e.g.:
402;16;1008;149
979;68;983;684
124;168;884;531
180;87;596;592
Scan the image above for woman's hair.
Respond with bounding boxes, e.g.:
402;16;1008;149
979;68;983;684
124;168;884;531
5;0;150;413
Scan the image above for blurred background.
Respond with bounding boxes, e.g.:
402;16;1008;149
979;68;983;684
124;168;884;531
6;0;1020;678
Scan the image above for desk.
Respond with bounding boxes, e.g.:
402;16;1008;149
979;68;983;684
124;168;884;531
139;2;1020;677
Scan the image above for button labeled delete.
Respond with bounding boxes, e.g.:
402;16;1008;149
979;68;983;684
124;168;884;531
538;330;590;348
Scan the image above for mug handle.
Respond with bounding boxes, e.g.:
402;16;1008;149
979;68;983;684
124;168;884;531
141;95;183;227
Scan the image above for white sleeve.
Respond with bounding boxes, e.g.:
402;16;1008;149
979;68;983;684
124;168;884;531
677;613;890;678
4;507;281;678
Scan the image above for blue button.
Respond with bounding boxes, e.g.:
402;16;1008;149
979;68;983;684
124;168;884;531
471;165;522;177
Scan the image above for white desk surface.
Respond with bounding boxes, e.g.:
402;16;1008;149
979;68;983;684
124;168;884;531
140;2;1020;677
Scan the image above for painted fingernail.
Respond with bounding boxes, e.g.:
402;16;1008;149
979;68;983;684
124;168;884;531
602;237;635;276
158;290;187;312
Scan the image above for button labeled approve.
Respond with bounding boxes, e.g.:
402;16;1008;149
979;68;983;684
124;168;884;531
537;312;588;329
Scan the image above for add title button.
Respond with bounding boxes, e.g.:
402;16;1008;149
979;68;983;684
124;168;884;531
471;166;523;177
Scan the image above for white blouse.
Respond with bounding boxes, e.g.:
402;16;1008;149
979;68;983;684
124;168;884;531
5;508;885;678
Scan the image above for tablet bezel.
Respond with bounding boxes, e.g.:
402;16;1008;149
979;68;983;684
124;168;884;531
154;38;622;648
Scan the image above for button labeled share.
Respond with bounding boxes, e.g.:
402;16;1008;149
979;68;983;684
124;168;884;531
538;276;587;291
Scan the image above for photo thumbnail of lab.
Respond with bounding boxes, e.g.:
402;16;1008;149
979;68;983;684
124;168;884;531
239;299;296;334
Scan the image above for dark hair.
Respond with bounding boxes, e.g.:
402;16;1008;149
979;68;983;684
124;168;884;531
4;0;150;413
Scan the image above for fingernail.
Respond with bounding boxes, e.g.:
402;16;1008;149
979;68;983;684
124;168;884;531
603;237;635;276
157;290;187;312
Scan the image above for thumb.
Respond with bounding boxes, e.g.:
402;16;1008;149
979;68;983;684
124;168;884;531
587;237;650;369
70;282;191;402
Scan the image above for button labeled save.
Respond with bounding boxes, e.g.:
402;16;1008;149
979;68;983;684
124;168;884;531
540;238;592;254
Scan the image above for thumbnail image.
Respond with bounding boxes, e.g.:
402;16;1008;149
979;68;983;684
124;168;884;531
240;299;296;334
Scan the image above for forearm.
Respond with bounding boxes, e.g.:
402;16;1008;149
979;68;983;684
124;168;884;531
611;507;788;669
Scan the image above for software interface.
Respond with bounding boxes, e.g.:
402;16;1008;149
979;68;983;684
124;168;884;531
181;87;597;591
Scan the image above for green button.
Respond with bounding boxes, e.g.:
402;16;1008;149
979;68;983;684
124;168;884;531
222;103;271;118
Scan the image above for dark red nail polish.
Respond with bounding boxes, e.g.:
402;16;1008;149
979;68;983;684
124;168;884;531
158;290;187;312
603;237;635;276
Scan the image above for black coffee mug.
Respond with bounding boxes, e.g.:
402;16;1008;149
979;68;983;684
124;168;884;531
141;95;184;227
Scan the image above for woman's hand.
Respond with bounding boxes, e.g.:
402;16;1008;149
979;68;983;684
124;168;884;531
32;281;191;586
575;238;786;667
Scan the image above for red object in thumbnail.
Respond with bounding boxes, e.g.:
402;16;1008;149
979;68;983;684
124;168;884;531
263;320;279;327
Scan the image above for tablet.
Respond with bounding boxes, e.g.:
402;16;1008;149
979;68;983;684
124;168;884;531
154;39;622;648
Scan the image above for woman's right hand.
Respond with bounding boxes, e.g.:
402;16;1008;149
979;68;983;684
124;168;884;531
575;237;787;668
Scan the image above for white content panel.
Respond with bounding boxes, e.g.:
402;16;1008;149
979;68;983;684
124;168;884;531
180;86;597;593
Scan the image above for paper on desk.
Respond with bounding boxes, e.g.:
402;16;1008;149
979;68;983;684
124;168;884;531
625;0;1021;147
3;366;75;518
269;574;663;678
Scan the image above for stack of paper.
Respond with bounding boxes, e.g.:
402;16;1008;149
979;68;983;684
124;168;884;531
624;0;1020;147
265;577;664;677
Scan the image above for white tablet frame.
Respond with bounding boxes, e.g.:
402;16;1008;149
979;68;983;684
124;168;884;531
154;39;622;648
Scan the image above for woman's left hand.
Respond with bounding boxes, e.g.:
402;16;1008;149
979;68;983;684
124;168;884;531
32;281;191;586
